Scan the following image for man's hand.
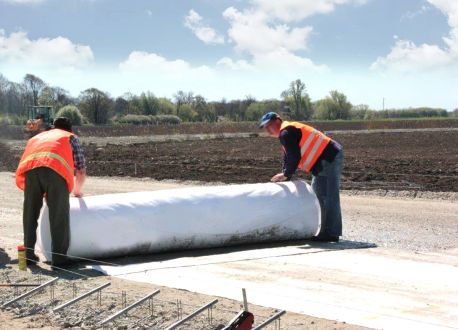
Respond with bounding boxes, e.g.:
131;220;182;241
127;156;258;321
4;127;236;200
73;169;86;198
72;191;83;198
271;173;288;182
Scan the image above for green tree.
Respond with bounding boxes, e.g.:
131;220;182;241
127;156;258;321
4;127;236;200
350;104;372;120
126;94;142;114
38;86;72;110
56;105;83;126
314;90;352;120
0;74;9;116
140;92;159;116
245;102;267;121
114;97;129;116
79;88;113;124
173;90;194;117
193;95;216;122
23;74;46;106
178;104;197;122
158;97;176;115
281;79;312;120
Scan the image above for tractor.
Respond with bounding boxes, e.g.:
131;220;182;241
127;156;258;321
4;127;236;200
24;106;54;138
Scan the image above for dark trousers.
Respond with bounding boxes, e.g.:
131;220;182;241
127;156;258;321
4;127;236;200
311;150;344;237
23;167;70;265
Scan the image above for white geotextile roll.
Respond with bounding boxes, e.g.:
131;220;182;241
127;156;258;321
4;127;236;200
36;181;321;261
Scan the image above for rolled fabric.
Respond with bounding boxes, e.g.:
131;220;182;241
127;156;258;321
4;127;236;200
36;181;320;262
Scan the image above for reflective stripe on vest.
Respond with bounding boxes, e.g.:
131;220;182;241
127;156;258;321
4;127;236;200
300;129;318;156
301;133;325;171
280;121;330;172
16;129;75;192
18;151;73;173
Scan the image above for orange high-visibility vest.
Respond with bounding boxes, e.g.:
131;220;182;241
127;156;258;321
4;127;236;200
280;121;331;173
16;129;75;192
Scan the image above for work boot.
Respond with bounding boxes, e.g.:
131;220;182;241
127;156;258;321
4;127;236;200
310;234;339;242
26;253;39;265
51;257;74;270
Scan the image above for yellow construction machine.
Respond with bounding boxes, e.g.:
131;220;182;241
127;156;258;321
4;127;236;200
24;106;54;138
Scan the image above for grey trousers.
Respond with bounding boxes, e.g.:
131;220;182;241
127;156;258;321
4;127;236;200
23;167;70;265
311;150;344;237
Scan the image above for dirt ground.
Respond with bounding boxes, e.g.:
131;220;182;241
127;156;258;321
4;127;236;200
82;129;458;191
1;129;457;192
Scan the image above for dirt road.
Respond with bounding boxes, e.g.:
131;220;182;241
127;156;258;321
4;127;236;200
1;172;457;329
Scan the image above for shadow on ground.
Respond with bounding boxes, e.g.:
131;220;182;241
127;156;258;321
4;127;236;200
99;239;377;268
3;239;376;281
0;248;12;268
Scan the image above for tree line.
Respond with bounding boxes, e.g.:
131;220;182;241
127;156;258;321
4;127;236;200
0;73;455;126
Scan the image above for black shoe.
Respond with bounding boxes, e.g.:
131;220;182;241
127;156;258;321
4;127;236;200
26;254;39;265
51;259;73;270
310;235;340;242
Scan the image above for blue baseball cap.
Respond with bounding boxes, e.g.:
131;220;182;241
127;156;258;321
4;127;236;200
259;112;279;128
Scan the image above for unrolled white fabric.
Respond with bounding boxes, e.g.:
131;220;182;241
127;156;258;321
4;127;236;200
36;181;320;261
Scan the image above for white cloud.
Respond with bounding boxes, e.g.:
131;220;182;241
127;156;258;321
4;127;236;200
251;0;368;22
184;9;225;45
223;7;313;55
371;0;458;72
219;1;368;71
216;57;254;71
429;0;458;53
370;39;452;71
401;4;431;21
253;48;328;72
116;51;227;99
119;51;212;77
0;30;94;70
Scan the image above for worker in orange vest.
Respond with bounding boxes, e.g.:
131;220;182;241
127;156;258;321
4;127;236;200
259;112;343;242
16;117;86;267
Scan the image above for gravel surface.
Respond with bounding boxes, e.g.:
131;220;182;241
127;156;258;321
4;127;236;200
0;173;456;329
0;172;374;330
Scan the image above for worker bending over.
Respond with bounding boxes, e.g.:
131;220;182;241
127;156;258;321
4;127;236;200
16;117;86;267
259;112;343;242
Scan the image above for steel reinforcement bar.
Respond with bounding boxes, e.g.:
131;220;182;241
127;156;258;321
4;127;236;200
53;282;111;312
252;310;286;330
164;299;218;330
1;277;59;309
100;289;160;326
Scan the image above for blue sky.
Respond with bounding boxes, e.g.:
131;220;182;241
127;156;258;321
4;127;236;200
0;0;457;110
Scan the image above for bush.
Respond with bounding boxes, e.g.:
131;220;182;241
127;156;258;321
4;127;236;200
0;115;12;125
154;115;181;125
116;114;182;125
375;107;448;119
56;105;83;126
178;104;198;122
0;115;27;125
116;114;152;125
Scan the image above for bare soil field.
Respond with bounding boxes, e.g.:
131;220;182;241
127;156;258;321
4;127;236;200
1;118;457;139
84;129;458;192
1;129;457;192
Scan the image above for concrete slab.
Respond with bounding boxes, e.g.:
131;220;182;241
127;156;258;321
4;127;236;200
94;243;458;330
